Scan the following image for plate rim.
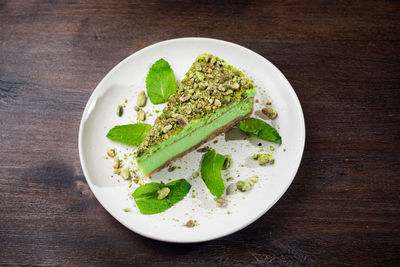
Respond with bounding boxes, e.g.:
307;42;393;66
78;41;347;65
78;37;306;243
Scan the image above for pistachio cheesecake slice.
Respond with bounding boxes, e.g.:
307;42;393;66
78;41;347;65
136;53;256;176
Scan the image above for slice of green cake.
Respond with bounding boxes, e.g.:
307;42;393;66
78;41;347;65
136;53;256;175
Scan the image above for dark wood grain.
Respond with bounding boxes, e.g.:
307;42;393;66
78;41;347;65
1;0;399;266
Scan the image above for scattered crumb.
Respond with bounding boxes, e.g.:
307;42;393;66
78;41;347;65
184;219;199;228
262;107;277;120
117;104;123;116
168;165;177;172
214;198;227;207
197;146;211;152
106;148;116;158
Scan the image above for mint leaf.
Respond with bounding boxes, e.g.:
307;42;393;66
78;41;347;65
258;127;281;144
146;58;177;104
134;198;172;215
160;179;191;204
238;117;266;134
132;182;160;198
106;123;151;145
132;179;191;215
200;149;226;198
238;118;282;144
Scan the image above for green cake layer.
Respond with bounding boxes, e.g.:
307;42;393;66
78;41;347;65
136;53;256;175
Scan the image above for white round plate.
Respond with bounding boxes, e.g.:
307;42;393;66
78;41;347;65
79;37;305;243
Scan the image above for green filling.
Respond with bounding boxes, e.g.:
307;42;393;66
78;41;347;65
137;97;254;174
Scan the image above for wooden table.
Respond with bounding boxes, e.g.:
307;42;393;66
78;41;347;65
1;1;399;266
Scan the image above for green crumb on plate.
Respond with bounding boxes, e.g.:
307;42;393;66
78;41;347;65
257;153;274;165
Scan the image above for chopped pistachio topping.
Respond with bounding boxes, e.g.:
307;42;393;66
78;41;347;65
222;154;231;170
249;175;259;184
262;107;277;120
137;109;146;121
120;167;130;179
236;181;246;191
136;53;255;157
257;153;274;165
251;154;260;160
237;175;258;192
137;90;147;107
226;183;236;195
184;219;199;228
106;148;116;158
113;157;121;169
157;187;170;200
117;104;123;116
214;197;227;207
123;207;131;212
167;165;177;172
